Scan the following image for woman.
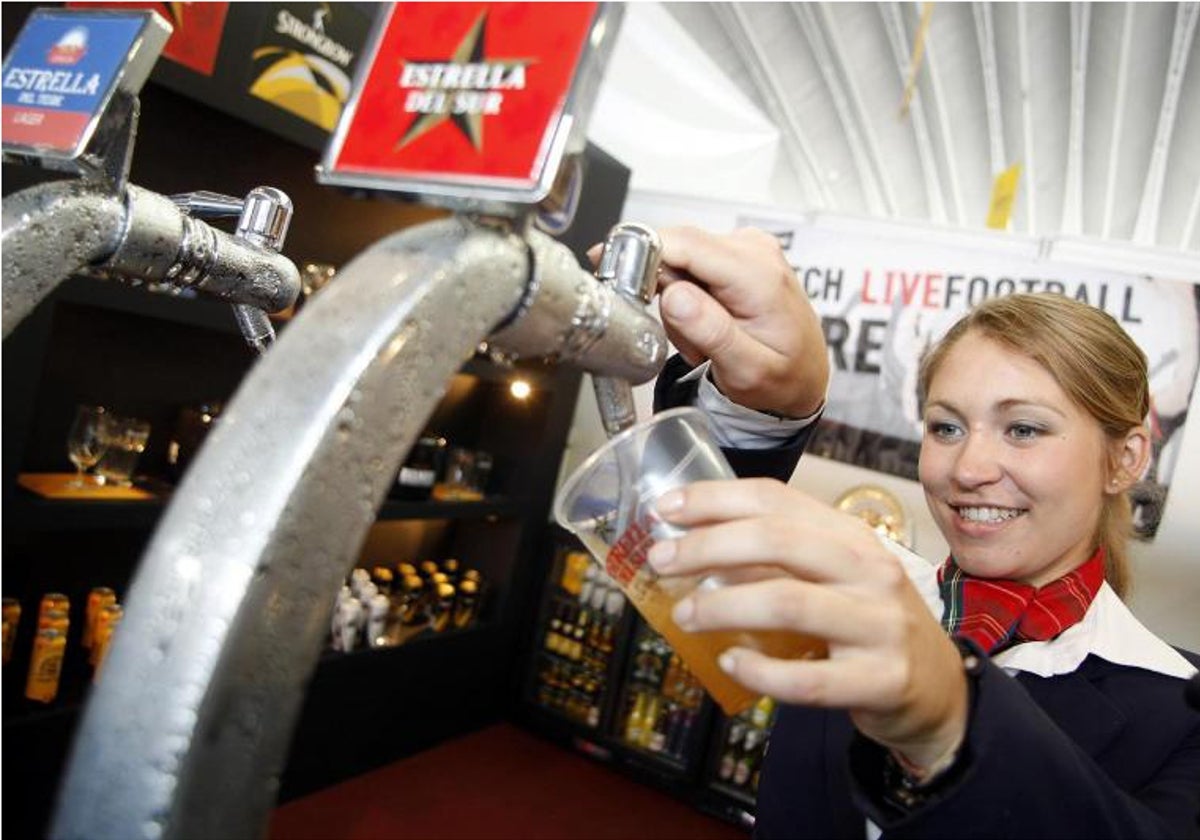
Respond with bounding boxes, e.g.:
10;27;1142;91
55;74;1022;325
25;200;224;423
648;266;1200;837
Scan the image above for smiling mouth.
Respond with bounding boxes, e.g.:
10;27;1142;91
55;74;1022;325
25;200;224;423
953;505;1026;524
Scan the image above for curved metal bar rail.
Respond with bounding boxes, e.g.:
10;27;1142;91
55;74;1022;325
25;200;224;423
46;216;666;840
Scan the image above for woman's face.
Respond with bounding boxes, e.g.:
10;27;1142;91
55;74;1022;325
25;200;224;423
918;332;1112;586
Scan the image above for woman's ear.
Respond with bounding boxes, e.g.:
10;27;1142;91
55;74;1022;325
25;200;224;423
1107;425;1152;495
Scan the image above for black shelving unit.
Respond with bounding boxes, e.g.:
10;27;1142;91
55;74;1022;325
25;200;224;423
1;4;632;832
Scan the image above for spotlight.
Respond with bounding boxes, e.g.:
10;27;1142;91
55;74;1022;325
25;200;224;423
509;379;532;400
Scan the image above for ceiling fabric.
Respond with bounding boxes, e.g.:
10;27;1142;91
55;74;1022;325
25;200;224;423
590;2;1200;253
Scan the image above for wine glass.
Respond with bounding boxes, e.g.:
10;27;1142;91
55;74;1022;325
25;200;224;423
67;405;108;488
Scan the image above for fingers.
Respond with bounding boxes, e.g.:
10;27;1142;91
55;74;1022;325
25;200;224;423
646;480;895;589
672;577;885;648
658;282;785;380
719;646;907;712
657;226;790;313
648;514;867;586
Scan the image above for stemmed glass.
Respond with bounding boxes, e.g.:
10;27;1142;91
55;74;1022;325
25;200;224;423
67;405;109;488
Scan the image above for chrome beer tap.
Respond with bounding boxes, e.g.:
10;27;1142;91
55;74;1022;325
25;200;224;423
166;187;296;353
1;10;300;351
591;223;663;436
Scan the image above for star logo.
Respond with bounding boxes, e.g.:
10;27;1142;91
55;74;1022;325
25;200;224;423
395;10;532;152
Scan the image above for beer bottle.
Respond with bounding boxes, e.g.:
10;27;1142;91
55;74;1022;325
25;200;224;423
370;566;394;597
396;434;446;500
418;560;439;582
430;582;455;632
453;578;479;629
750;695;776;730
25;628;66;703
733;728;762;788
92;604;124;681
83;587;116;649
2;597;20;664
639;693;661;749
570;608;589;662
395;562;418;581
648;700;670;753
441;558;461;584
718;722;746;782
624;690;648;744
366;593;391;647
39;608;70;638
399;575;425;626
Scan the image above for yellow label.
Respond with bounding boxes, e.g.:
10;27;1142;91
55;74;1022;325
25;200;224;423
25;633;65;703
986;163;1023;230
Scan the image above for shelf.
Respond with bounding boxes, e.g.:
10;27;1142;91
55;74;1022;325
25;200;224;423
316;621;492;666
6;494;166;530
5;490;526;532
709;780;756;809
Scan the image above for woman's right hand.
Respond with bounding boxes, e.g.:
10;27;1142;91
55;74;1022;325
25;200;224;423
647;477;969;773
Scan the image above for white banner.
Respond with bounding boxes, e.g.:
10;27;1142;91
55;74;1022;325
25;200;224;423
738;213;1200;540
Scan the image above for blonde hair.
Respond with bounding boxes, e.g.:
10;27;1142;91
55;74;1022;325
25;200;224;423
917;293;1149;597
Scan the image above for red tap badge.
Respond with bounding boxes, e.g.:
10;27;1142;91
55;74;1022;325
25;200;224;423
320;2;601;205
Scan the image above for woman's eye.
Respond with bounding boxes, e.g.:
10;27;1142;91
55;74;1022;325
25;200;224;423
1009;423;1042;440
927;420;961;439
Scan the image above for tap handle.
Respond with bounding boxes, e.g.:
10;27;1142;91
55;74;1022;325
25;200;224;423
235;187;293;253
596;222;662;305
169;190;245;219
229;188;294;354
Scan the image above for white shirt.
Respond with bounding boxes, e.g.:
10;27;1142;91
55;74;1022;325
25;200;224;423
681;361;823;449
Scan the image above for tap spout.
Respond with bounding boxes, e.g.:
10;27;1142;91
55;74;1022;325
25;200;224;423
488;227;667;384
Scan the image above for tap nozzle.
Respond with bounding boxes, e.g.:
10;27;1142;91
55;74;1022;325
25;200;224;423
593;223;663;437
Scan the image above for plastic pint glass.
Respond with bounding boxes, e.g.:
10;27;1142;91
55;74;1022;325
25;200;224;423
554;407;827;715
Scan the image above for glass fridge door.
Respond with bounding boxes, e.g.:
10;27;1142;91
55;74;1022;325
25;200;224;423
528;543;628;731
706;693;778;808
608;617;710;772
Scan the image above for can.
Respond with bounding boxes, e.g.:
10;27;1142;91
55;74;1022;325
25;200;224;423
38;592;69;622
91;604;124;680
83;587;117;649
38;608;70;637
25;628;66;703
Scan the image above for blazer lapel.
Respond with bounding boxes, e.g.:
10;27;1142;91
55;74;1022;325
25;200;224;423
1016;665;1127;758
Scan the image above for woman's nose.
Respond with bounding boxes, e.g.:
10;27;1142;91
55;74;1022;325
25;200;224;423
952;432;1004;487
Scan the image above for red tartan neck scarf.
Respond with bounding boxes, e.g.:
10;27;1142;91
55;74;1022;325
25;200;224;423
937;547;1106;654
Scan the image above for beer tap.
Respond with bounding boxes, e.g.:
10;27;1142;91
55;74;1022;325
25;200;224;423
591;223;663;436
167;188;296;354
1;10;301;351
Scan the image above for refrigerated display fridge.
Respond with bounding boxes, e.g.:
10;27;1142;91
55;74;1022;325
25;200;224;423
517;526;783;832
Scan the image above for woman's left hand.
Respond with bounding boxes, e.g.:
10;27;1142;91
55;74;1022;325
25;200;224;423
647;478;968;771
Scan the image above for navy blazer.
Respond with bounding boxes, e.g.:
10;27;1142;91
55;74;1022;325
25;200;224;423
656;356;1200;838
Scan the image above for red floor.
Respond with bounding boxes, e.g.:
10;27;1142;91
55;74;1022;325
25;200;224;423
270;723;750;840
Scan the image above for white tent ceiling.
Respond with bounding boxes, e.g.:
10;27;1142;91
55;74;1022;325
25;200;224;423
591;2;1200;254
